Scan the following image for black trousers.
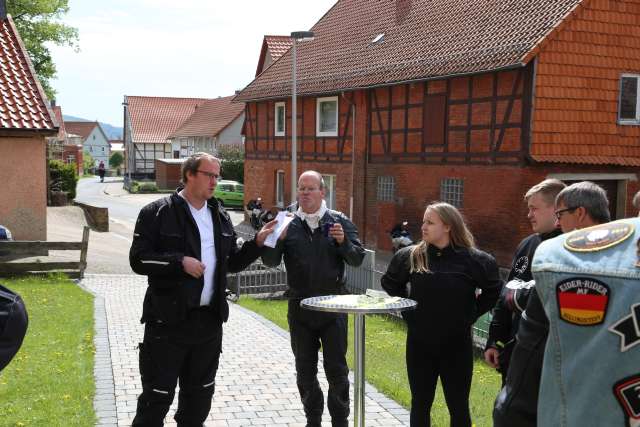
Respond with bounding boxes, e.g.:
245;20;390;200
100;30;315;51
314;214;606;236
406;329;473;427
132;308;223;427
288;300;349;427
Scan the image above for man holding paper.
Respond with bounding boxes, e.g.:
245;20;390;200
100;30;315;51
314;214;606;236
262;170;365;427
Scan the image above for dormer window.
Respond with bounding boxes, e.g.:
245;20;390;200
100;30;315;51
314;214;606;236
371;33;385;45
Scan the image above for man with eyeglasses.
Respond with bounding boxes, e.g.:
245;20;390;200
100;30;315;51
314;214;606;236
262;170;365;427
494;181;611;427
129;152;276;426
484;179;565;384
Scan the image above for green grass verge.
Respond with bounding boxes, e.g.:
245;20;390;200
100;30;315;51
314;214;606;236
0;275;96;426
236;297;501;426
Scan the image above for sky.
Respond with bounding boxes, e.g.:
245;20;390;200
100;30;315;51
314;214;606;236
50;0;337;127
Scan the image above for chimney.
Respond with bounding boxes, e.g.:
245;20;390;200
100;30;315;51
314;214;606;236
0;0;7;20
50;99;56;108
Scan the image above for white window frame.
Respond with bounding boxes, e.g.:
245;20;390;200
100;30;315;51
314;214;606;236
276;170;285;208
316;96;339;137
322;174;337;210
275;102;286;136
440;178;464;208
618;74;640;125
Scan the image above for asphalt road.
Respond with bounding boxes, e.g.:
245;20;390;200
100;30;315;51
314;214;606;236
48;176;246;274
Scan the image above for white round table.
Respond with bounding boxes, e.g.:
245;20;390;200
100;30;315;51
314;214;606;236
301;294;417;427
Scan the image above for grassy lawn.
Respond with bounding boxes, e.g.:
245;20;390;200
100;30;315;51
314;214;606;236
236;297;501;427
0;275;96;426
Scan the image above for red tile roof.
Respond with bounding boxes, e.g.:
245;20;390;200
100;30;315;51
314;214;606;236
170;96;244;139
256;35;293;76
126;96;209;144
52;106;66;140
64;121;101;141
0;16;56;132
530;155;640;167
236;0;583;101
265;35;293;62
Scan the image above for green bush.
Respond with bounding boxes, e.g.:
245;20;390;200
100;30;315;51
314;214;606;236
83;152;94;174
218;145;244;183
49;160;79;199
128;180;157;193
109;151;123;169
139;182;158;192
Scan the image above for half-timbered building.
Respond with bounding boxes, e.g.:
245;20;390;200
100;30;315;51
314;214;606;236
235;0;640;265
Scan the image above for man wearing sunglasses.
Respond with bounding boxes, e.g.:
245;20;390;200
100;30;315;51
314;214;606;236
494;181;610;427
129;152;276;426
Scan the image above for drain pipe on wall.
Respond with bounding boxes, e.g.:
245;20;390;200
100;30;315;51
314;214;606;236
342;91;356;219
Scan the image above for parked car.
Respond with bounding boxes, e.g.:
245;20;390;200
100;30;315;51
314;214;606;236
214;180;244;209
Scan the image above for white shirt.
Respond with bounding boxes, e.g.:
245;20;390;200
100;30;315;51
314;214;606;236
296;200;328;231
181;192;217;306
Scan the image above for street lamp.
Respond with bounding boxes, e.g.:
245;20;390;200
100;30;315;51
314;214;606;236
290;30;314;206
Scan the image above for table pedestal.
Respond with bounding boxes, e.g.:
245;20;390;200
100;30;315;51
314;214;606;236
353;313;365;427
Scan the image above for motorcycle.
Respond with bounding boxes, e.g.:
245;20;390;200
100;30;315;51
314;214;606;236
390;221;413;252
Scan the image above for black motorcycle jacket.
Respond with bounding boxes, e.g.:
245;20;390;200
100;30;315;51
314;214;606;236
382;244;501;338
486;229;561;351
261;210;365;299
493;287;548;427
129;191;263;324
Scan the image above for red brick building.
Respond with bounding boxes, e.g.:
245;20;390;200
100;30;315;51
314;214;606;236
235;0;640;265
0;10;58;239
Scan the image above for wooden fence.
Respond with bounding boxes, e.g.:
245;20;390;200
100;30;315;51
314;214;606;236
0;227;90;279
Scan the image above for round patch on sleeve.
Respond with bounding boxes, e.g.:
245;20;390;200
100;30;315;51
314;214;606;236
556;278;610;326
564;222;634;252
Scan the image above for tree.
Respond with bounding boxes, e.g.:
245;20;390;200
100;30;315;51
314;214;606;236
217;145;244;183
109;151;123;169
83;152;94;174
7;0;79;98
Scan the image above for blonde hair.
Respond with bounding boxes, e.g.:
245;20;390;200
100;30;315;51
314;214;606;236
410;202;476;273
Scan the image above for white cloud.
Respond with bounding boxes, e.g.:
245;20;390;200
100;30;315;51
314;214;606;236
50;0;336;125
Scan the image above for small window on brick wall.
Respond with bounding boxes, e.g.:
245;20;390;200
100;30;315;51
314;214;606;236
377;176;395;201
619;74;640;124
440;178;463;208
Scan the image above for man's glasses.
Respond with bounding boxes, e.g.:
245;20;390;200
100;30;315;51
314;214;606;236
197;170;221;180
297;186;320;193
554;207;577;220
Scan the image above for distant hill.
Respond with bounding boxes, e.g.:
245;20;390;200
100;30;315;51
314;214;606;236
63;115;123;140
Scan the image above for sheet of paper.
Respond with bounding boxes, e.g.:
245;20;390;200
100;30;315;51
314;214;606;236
264;211;294;248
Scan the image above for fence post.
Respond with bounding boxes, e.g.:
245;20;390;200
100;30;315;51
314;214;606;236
79;226;90;279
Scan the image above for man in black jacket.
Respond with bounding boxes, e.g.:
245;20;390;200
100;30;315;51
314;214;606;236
484;179;565;383
129;153;275;426
493;181;611;427
262;170;365;427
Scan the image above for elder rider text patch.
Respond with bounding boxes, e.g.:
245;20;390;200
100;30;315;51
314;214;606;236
556;277;610;326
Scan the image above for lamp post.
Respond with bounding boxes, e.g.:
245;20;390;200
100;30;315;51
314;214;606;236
290;31;314;206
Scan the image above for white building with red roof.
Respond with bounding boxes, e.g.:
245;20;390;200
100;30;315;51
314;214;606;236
123;95;244;177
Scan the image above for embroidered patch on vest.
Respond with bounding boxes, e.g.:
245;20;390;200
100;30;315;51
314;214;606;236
564;222;634;253
613;373;640;423
609;303;640;353
636;237;640;268
513;256;529;275
556;278;610;326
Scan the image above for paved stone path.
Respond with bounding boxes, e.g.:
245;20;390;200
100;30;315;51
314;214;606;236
81;274;410;426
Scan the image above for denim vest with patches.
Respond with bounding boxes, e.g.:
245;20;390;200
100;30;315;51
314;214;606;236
532;218;640;427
